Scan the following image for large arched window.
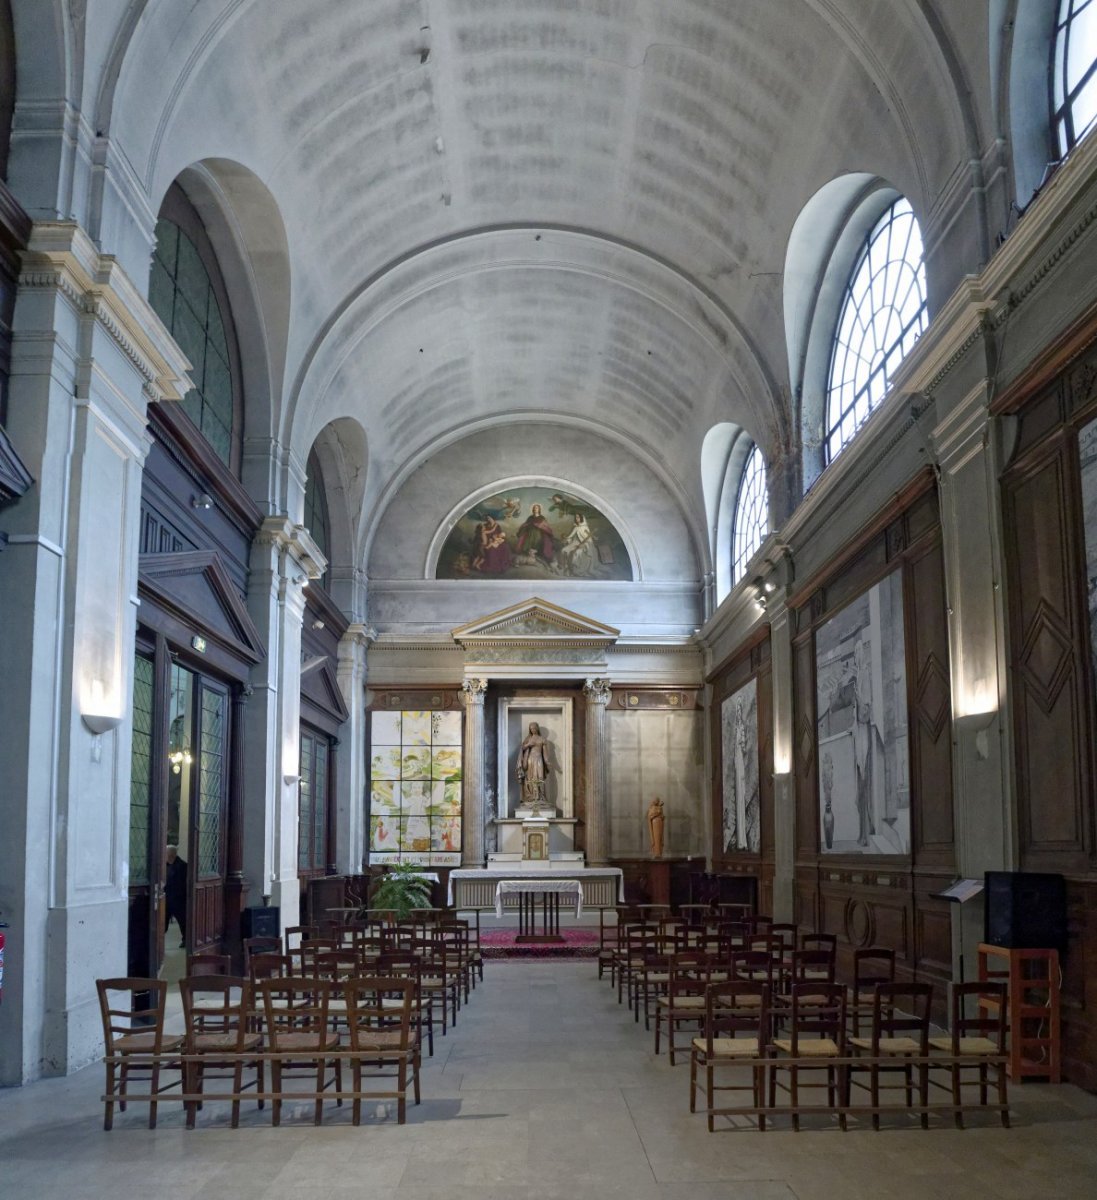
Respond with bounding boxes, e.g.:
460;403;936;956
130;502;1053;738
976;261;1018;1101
825;197;928;463
304;449;330;587
149;188;241;468
1053;1;1097;156
731;444;768;587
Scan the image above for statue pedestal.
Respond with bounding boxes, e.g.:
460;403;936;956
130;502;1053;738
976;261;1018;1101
521;819;550;862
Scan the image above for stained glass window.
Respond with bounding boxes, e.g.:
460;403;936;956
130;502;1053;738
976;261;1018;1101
1054;0;1097;156
149;217;235;465
369;710;463;866
825;197;928;463
298;728;330;873
731;444;769;586
197;688;225;876
129;654;154;885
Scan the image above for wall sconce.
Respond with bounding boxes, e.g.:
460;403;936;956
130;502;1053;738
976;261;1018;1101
82;713;122;735
168;749;194;775
283;774;301;787
750;577;768;611
191;493;213;510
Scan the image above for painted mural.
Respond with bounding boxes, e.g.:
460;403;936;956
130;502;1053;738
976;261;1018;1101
814;569;910;855
721;677;760;853
436;487;633;581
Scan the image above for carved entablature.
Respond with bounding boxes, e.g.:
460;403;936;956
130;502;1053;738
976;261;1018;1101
451;597;620;680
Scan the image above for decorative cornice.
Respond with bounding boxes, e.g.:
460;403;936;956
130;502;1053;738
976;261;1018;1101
19;222;191;404
255;515;328;581
451;596;620;646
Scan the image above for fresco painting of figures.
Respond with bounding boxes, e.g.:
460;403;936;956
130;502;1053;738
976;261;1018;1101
437;486;633;581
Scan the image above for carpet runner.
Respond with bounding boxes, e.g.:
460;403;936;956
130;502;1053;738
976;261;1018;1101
479;928;601;959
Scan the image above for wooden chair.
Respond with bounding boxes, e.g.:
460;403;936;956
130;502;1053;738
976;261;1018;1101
283;924;316;956
344;977;419;1125
179;975;264;1128
929;981;1009;1128
435;920;472;1005
848;947;896;1035
617;924;658;1008
729;950;776;1001
800;932;838;956
849;981;933;1129
418;940;460;1035
769;982;848;1131
634;948;672;1029
655;952;711;1064
243;936;281;970
690;981;771;1131
257;977;342;1126
777;949;836;1005
96;977;183;1131
378;951;434;1056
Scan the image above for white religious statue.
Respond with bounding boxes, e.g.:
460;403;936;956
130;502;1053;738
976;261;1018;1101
516;721;553;814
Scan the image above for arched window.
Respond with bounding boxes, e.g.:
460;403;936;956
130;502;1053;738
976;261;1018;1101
149;194;239;467
1053;1;1097;156
304;449;330;586
731;444;769;587
825;197;928;463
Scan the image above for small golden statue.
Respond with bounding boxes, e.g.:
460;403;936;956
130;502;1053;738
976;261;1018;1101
647;796;665;857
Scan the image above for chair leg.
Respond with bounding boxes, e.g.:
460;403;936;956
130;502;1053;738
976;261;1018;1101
257;1059;265;1111
870;1064;880;1132
103;1062;116;1132
707;1063;715;1133
998;1064;1010;1129
334;1056;343;1107
918;1063;929;1130
790;1065;800;1132
119;1061;129;1112
313;1061;325;1126
413;1046;421;1105
149;1059;160;1129
397;1058;407;1125
231;1059;243;1129
271;1061;282;1127
352;1060;361;1126
756;1062;768;1133
688;1051;697;1113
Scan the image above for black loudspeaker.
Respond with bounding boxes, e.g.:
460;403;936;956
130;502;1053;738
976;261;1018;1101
241;906;280;940
984;872;1067;955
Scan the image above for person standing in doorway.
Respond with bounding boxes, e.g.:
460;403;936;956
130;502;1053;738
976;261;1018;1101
164;844;187;949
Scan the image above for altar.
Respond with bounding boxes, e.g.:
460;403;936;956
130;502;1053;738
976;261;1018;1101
447;866;625;910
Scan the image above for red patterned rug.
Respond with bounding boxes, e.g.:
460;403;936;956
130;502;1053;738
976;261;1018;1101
480;928;601;959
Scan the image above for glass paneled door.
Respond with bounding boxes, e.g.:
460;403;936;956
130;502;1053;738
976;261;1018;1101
128;651;231;972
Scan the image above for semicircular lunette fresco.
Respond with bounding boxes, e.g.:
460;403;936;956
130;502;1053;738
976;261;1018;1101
436;486;634;581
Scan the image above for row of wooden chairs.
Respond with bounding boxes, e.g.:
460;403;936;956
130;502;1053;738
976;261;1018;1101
686;979;1010;1132
97;973;421;1130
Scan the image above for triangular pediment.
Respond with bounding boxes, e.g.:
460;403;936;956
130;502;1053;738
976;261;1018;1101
138;551;265;664
301;657;350;725
0;424;33;505
452;598;619;646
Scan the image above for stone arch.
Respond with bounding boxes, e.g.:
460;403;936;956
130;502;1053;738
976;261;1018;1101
702;423;756;607
305;416;369;614
1000;0;1060;206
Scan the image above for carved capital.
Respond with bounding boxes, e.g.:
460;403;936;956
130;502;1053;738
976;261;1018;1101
583;677;612;705
461;677;489;706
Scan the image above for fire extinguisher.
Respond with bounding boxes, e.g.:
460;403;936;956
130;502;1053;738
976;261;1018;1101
0;919;7;1005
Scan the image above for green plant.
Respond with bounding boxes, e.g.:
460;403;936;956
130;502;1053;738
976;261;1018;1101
371;861;433;919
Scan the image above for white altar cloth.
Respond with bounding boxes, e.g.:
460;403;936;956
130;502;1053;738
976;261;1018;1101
447;867;625;906
494;878;583;919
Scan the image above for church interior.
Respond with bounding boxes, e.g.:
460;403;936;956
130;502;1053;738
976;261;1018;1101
3;1;1097;1195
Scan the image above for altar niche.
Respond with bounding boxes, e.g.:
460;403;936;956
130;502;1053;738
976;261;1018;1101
492;695;580;860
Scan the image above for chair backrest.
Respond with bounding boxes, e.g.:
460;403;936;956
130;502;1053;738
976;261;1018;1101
800;932;838;955
868;982;933;1052
717;903;752;922
310;950;360;984
747;932;783;961
96;978;168;1053
750;914;774;931
770;923;798;950
179;975;251;1049
243;936;282;969
786;982;846;1052
853;947;896;991
248;952;290;984
257;976;333;1046
704;981;769;1050
730;950;775;988
669;951;711;998
376;952;423;991
948;981;1007;1052
722;920;751;950
344;977;413;1049
297;937;339;974
187;952;231;977
788;948;836;986
283;924;316;953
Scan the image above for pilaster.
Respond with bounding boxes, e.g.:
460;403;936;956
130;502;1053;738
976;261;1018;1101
582;678;612;865
334;623;375;875
461;677;489;867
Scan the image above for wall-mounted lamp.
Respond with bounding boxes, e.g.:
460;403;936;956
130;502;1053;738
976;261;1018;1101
283;774;301;787
750;577;768;611
82;713;122;736
311;618;325;630
191;493;214;510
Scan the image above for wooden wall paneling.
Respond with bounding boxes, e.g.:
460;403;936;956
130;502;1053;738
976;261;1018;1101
1004;442;1091;869
906;535;956;865
792;636;817;861
758;667;775;859
1061;880;1097;1090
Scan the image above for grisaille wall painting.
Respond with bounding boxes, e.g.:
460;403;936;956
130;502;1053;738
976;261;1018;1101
436;486;633;581
721;677;760;853
1079;417;1097;695
815;569;910;855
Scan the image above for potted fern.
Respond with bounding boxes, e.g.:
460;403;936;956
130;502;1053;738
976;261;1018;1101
370;861;433;919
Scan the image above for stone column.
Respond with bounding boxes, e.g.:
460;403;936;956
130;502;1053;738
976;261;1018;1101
334;623;374;875
0;222;189;1083
242;517;326;932
461;677;488;867
583;678;612;865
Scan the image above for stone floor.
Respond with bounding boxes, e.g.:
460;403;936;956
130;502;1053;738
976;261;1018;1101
3;960;1097;1200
